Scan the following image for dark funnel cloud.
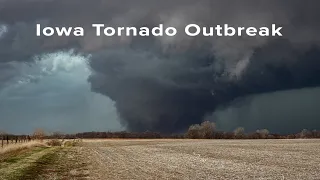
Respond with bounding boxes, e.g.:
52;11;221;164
0;0;320;133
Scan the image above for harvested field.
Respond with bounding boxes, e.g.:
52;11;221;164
79;139;320;180
0;139;319;179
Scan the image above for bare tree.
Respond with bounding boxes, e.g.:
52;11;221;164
0;131;6;147
234;127;245;139
299;129;311;138
186;124;202;139
256;129;269;139
200;121;216;139
52;131;64;139
33;128;45;141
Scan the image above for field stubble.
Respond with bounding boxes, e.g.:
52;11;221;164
78;139;320;180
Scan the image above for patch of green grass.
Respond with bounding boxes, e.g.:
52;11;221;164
2;146;89;180
3;147;47;164
8;147;59;180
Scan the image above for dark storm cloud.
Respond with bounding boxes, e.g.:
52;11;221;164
1;0;320;133
210;87;320;134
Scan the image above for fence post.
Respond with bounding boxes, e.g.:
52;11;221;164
6;136;8;145
1;136;3;148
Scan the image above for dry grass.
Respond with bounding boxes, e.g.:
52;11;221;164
75;139;320;180
0;141;45;155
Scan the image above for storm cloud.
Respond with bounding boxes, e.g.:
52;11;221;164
0;0;320;133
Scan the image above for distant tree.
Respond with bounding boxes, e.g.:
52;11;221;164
200;121;216;139
247;132;260;139
52;131;64;139
186;124;202;139
223;132;235;139
33;128;45;141
287;134;296;139
256;129;269;139
213;131;224;139
0;131;6;135
299;129;311;138
234;127;245;139
267;134;275;139
312;130;320;138
271;134;282;139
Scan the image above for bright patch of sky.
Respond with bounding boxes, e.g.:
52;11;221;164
0;50;123;134
0;24;8;39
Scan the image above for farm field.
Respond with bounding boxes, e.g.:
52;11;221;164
0;139;319;179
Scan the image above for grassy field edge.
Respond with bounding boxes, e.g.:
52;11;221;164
10;147;60;180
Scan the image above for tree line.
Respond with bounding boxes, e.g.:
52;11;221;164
41;122;320;139
3;123;320;140
185;121;320;139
